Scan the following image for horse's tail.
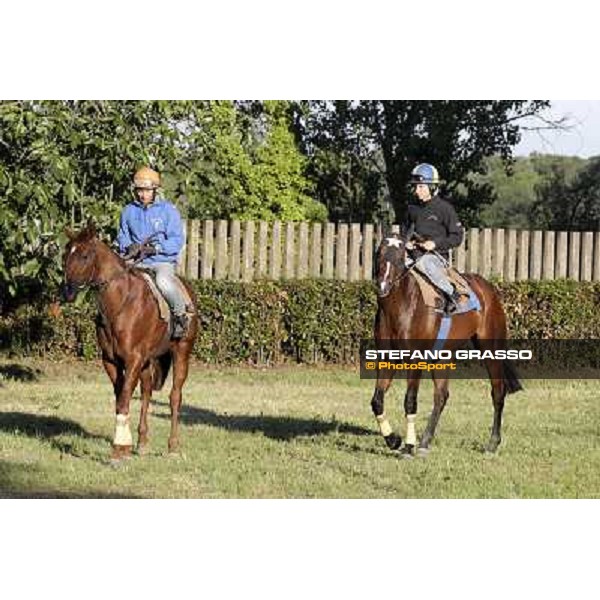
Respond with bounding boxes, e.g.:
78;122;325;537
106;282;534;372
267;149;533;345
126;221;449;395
503;360;523;394
152;353;172;391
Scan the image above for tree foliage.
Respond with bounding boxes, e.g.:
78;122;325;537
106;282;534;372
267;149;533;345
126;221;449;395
0;100;207;301
0;100;322;304
531;155;600;230
0;99;562;307
293;101;391;224
184;101;325;221
475;155;541;228
295;101;550;224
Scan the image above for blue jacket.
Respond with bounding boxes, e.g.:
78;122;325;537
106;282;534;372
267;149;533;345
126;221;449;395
116;198;185;265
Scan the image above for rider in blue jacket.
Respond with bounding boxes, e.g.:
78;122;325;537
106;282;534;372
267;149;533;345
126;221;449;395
116;166;188;337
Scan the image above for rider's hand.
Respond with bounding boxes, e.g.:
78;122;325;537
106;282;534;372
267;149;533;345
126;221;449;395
421;240;436;251
126;242;142;258
140;243;158;257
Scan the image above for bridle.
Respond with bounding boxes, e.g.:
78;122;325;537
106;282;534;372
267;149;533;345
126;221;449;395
377;238;417;297
65;240;127;292
66;232;159;294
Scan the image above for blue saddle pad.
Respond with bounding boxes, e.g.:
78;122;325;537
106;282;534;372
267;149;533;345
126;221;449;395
432;289;481;350
445;288;481;316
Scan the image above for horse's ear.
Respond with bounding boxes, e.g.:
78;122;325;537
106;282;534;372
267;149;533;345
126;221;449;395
85;219;97;238
64;227;75;241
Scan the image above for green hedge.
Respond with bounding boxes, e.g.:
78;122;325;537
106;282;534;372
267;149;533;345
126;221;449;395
2;279;600;363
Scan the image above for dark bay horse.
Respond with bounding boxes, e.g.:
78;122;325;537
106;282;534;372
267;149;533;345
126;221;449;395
62;222;198;463
371;234;522;456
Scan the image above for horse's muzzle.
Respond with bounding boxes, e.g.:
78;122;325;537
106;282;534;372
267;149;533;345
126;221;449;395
377;280;392;298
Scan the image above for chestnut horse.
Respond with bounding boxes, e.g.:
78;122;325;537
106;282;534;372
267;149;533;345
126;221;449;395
62;222;198;463
371;233;522;457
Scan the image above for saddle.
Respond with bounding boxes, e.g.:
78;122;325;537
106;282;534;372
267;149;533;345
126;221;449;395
411;267;478;315
139;271;195;334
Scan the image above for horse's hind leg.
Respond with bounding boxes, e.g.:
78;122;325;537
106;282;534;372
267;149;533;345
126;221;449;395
167;345;192;453
371;371;402;450
136;363;153;455
474;333;508;453
484;359;506;453
418;375;450;456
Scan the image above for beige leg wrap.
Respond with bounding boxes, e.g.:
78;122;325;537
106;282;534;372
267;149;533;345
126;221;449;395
406;414;417;446
376;414;393;437
114;414;133;446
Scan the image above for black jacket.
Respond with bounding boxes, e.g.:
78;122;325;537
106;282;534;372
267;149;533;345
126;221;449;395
401;195;464;259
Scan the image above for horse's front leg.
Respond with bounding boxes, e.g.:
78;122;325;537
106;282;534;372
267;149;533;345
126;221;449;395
399;371;423;458
111;355;144;464
371;370;402;450
102;357;123;399
418;374;450;457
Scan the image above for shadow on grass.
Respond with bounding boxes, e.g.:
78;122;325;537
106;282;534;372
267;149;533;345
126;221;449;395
153;402;375;442
0;411;111;459
0;461;140;499
0;363;42;384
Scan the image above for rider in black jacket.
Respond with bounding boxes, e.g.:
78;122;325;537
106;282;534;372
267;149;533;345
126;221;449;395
402;163;465;311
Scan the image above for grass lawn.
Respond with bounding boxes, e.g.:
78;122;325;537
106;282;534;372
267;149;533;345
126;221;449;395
1;358;599;498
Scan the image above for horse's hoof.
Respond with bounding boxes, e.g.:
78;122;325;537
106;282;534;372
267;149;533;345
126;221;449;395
385;433;402;451
109;455;131;468
166;450;185;461
484;439;501;454
399;444;415;460
167;442;181;456
136;444;149;456
111;444;132;464
417;446;430;458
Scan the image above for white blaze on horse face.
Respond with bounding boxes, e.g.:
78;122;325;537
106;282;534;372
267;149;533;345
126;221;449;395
70;244;78;255
380;261;391;293
114;413;133;447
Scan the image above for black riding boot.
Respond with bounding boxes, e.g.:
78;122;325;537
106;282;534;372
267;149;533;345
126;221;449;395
445;290;462;314
172;313;189;338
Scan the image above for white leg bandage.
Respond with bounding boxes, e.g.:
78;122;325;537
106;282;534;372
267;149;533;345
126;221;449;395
376;414;393;437
114;414;133;446
406;414;417;446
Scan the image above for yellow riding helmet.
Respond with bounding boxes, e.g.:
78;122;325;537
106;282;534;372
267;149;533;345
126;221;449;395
133;167;161;190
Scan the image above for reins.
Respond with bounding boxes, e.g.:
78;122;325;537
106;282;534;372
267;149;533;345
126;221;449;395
389;261;418;289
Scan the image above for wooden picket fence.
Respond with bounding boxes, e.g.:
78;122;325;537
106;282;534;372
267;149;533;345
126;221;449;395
176;220;600;282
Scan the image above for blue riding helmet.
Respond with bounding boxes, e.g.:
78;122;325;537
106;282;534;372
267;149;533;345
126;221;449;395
410;163;442;186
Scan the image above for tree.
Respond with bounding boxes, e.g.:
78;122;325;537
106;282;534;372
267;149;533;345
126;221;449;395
531;154;599;230
0;100;208;303
292;101;390;224
296;101;551;225
475;156;540;228
183;101;325;221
